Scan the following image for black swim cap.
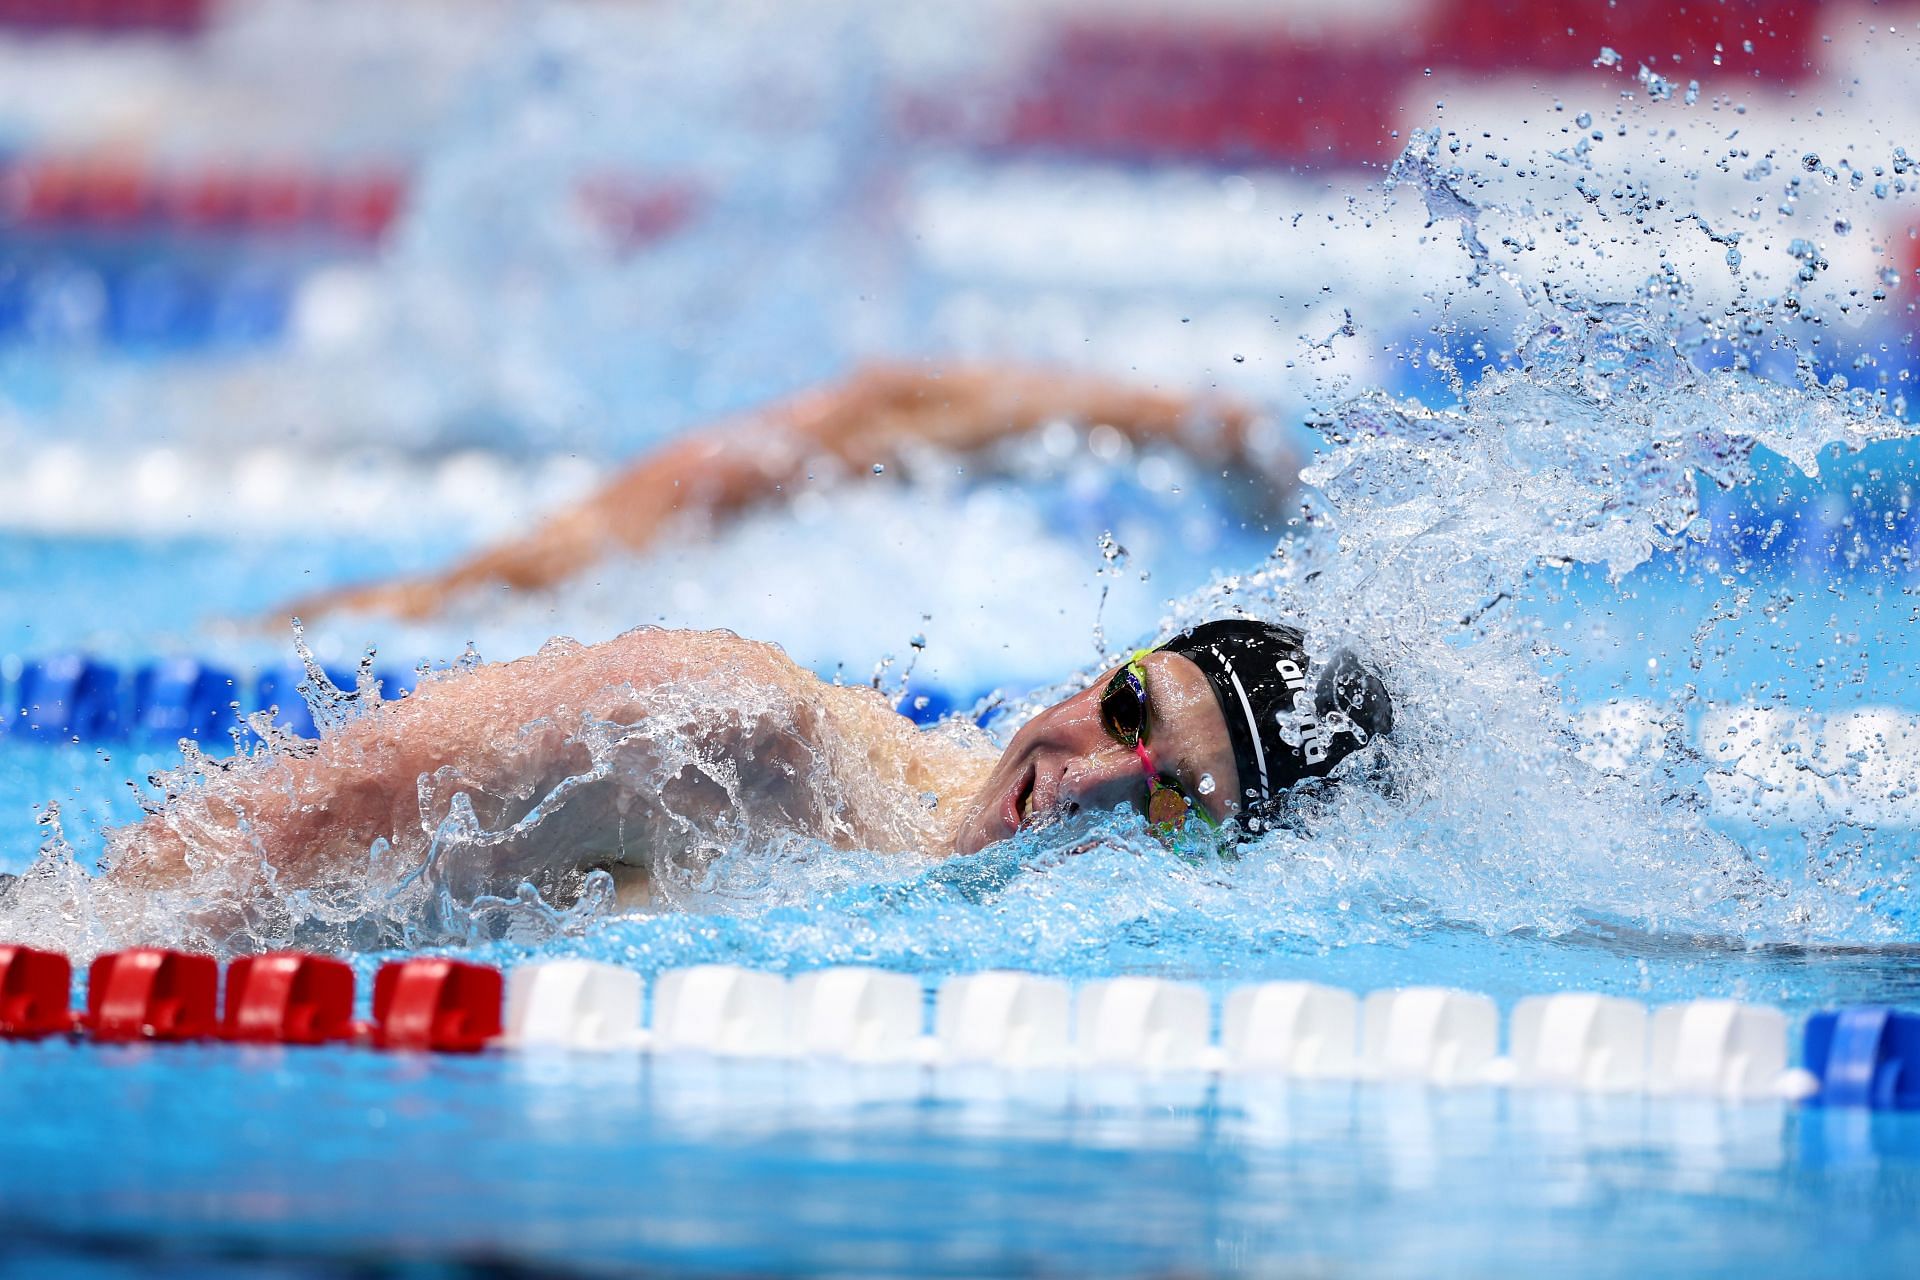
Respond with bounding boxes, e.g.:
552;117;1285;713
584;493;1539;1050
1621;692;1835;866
1158;618;1392;826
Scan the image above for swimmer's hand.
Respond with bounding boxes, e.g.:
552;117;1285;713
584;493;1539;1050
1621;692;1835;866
272;362;1279;625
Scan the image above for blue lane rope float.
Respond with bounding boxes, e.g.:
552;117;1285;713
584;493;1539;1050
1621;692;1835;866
1803;1006;1920;1109
11;655;124;743
0;656;396;745
0;653;986;744
0;256;294;354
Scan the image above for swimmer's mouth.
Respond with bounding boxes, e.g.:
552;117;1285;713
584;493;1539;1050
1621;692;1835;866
1004;764;1037;834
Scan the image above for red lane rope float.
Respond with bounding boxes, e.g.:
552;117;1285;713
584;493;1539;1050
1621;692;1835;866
0;943;73;1039
87;948;219;1043
0;158;407;245
1430;0;1817;80
372;958;503;1054
903;3;1821;169
0;0;210;36
222;952;357;1045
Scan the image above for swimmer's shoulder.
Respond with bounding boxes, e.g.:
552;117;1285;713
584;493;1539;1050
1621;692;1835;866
598;624;807;675
392;627;815;712
597;627;910;719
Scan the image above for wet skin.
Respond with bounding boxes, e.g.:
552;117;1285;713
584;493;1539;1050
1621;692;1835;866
953;652;1241;856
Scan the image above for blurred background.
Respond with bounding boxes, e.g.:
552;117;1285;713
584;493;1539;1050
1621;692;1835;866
0;0;1913;721
10;13;1920;1275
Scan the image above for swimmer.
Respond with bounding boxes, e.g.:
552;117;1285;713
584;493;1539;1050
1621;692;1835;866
88;618;1388;936
282;363;1282;622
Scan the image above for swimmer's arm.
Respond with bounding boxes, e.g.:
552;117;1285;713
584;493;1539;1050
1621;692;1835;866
103;628;817;892
278;363;1282;622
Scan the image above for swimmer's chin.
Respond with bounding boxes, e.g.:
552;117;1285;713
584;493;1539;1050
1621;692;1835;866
951;808;992;858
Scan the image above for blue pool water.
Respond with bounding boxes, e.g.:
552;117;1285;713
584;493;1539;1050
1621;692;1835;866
2;1046;1919;1280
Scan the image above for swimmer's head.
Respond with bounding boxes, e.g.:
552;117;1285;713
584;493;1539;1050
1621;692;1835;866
951;618;1392;856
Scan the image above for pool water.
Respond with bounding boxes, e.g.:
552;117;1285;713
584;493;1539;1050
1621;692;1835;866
2;1046;1919;1280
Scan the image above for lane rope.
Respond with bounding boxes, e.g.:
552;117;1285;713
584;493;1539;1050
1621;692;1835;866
2;944;1912;1109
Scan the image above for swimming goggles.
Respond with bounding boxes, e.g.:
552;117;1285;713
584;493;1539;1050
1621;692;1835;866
1097;649;1221;840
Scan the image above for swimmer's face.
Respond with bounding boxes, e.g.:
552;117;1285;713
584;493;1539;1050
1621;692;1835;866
953;651;1240;856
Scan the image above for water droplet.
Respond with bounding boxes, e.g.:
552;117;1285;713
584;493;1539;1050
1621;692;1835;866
871;463;885;475
1197;773;1217;796
921;792;939;811
1833;217;1851;235
1594;46;1621;68
1575;112;1593;129
1232;353;1246;364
